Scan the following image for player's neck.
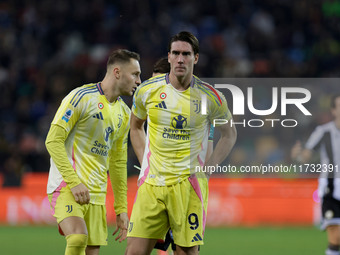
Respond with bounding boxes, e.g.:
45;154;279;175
169;72;192;91
101;79;119;103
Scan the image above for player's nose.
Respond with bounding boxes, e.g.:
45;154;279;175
177;54;184;63
136;75;141;85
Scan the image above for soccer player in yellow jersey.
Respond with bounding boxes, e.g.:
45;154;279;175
151;57;214;255
152;57;215;173
45;49;141;255
126;32;237;255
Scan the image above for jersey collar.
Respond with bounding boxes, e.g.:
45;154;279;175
165;73;196;87
96;82;104;95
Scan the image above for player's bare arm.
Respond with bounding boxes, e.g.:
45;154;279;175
130;113;146;165
204;122;237;175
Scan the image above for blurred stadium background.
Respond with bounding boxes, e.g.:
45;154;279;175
1;0;339;254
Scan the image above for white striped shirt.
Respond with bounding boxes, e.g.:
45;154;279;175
306;121;340;200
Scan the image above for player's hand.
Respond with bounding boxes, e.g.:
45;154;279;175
291;140;302;161
112;212;129;242
70;183;90;205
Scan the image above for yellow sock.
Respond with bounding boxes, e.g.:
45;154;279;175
65;234;88;255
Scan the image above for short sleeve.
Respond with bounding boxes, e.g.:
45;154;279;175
305;126;325;151
132;86;147;120
209;89;232;125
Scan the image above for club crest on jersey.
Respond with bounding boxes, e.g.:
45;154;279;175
62;108;73;123
192;99;201;113
118;114;123;128
171;115;187;129
104;127;114;142
98;102;104;109
160;92;167;99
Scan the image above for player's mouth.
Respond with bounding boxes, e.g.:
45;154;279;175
175;66;186;71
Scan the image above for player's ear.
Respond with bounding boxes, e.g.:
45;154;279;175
194;53;199;64
112;66;120;79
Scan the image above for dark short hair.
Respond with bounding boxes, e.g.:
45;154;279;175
153;57;170;74
107;49;140;67
331;94;340;109
168;31;199;55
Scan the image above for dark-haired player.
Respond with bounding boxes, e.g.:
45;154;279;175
126;31;236;255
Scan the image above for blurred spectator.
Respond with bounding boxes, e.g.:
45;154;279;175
2;150;23;187
0;0;339;180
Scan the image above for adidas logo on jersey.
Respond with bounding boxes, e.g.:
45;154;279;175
155;101;167;109
191;233;202;242
93;112;104;120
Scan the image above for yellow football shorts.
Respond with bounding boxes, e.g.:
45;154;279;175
48;185;108;246
127;175;208;247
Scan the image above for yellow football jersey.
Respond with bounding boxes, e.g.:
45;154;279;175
132;74;231;186
47;83;130;205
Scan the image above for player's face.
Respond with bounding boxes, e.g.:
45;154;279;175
331;97;340;120
119;59;141;96
168;41;198;79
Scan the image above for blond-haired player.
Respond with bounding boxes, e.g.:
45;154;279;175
46;49;141;255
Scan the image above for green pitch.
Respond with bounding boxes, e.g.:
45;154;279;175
0;225;325;255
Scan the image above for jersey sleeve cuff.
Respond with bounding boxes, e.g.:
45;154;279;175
132;110;146;121
68;179;82;189
114;208;128;216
